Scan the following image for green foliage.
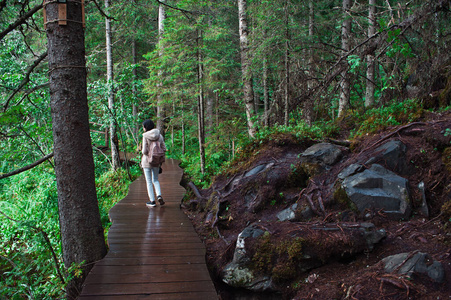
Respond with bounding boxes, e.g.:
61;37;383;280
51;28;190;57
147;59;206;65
0;160;136;298
0;167;63;299
1;0;450;296
96;167;139;233
386;28;414;58
349;98;423;138
347;55;362;74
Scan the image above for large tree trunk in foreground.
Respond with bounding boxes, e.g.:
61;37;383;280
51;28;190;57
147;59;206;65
44;1;107;298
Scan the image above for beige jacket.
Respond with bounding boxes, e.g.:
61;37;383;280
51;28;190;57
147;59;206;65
141;129;166;168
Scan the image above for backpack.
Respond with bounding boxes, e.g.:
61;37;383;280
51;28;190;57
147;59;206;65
148;140;165;165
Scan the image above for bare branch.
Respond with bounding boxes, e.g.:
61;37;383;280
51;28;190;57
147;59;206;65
15;82;50;107
3;51;48;112
0;152;54;180
18;124;55;168
154;0;195;15
91;0;117;21
0;2;43;41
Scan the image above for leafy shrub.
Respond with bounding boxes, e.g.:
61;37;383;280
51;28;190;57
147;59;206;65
1;162;137;298
96;167;138;234
0;168;64;299
350;98;423;138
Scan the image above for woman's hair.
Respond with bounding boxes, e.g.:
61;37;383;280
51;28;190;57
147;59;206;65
142;119;155;132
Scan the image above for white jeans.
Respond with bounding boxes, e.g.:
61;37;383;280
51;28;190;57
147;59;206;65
143;167;161;202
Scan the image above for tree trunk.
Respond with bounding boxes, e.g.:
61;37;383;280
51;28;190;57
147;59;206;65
206;93;213;138
307;0;314;91
263;58;269;127
238;0;256;138
365;0;376;108
157;0;166;133
338;0;351;118
284;0;290;126
132;38;139;141
44;1;107;298
105;0;120;170
197;30;206;175
305;0;315;125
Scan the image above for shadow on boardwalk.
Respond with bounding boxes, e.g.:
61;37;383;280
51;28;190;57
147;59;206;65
79;159;218;299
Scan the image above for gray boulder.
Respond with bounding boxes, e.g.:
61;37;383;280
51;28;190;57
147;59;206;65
365;140;413;175
222;225;275;292
338;163;365;180
277;203;298;222
244;163;274;178
301;142;348;166
341;164;411;219
382;252;445;283
222;222;385;292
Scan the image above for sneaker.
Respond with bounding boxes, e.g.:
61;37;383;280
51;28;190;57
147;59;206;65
146;201;156;207
157;195;165;206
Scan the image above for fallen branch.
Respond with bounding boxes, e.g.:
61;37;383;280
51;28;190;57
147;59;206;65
325;137;351;147
188;181;207;200
216;227;230;245
359;122;427;155
305;193;319;216
317;192;326;216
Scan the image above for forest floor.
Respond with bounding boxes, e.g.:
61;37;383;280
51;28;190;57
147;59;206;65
182;110;451;300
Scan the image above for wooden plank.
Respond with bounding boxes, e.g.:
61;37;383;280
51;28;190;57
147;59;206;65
79;290;218;300
94;256;207;266
105;248;206;258
81;282;216;295
79;159;218;298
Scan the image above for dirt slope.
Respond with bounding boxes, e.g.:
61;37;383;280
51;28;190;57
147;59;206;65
182;111;451;300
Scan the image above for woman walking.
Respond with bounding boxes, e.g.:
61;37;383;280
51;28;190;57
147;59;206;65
141;119;166;207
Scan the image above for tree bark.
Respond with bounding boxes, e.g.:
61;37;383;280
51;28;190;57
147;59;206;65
302;0;315;125
105;0;120;170
284;0;290;126
365;0;376;108
132;37;139;140
197;30;206;175
44;1;107;298
206;93;213;138
263;58;269;127
238;0;256;137
338;0;351;118
307;0;314;92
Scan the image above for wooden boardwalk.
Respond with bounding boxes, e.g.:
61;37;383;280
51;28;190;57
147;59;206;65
79;159;218;299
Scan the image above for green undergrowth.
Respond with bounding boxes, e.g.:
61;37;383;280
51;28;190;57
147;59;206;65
0;166;64;299
96;166;140;236
180;99;429;189
0;162;139;299
348;98;424;138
